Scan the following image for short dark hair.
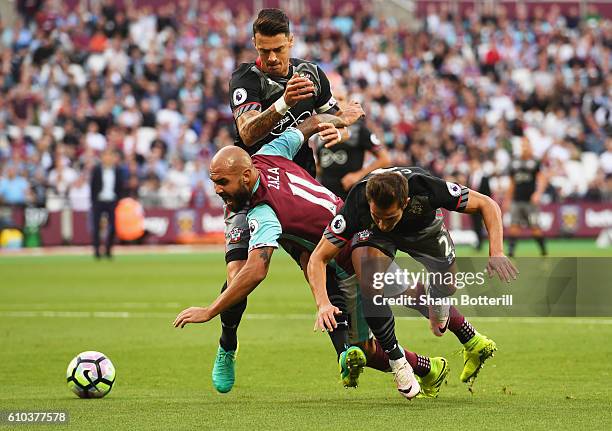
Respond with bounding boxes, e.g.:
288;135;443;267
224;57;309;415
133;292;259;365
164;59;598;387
253;8;290;37
365;172;409;209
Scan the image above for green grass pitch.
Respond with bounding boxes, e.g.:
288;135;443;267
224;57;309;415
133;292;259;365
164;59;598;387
1;239;611;430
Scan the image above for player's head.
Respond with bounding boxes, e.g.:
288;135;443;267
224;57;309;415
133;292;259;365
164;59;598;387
252;8;293;77
210;146;258;212
365;172;410;232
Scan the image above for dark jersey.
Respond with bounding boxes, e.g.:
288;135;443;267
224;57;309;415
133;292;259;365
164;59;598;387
323;167;470;248
229;58;338;178
509;159;540;202
316;120;383;199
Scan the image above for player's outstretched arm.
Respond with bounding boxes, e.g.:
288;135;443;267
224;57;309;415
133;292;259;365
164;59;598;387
173;247;274;328
307;237;343;332
463;190;519;283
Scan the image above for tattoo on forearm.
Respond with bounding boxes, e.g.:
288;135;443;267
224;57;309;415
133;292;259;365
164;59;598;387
258;248;272;270
242;107;283;145
298;114;347;141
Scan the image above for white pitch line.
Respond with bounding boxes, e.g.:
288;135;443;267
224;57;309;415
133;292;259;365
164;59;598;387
0;311;170;319
0;311;611;325
0;302;181;309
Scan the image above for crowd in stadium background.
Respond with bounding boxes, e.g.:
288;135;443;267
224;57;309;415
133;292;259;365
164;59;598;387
0;0;611;215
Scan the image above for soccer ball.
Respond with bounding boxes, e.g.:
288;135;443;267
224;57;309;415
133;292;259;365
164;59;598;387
66;351;116;398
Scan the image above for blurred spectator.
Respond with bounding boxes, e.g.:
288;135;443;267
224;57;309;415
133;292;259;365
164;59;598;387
0;165;29;205
600;138;612;175
48;156;77;201
28;166;47;207
160;157;190;209
85;121;107;152
68;171;91;211
139;173;162;208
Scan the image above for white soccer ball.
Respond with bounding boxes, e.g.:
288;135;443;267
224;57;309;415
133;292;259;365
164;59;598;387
66;351;116;398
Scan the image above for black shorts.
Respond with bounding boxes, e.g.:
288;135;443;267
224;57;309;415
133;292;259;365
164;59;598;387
224;207;249;263
510;201;540;228
350;217;456;273
224;207;307;266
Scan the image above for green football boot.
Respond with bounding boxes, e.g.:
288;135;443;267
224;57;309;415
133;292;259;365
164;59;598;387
212;345;237;393
339;346;367;388
461;333;497;385
416;357;450;398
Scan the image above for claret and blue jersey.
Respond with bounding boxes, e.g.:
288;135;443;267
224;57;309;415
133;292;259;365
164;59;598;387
246;128;342;256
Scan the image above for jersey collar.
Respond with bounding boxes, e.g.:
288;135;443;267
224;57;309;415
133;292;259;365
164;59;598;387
251;175;261;195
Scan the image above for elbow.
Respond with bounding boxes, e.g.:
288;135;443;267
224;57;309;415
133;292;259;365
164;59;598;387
490;195;502;213
483;195;502;217
313;249;331;266
306;252;325;277
240;134;255;147
238;127;256;147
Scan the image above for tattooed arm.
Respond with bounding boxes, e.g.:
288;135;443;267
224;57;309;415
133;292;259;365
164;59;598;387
173;247;274;327
237;73;318;147
207;246;273;316
297;101;366;142
238;94;362;148
237;109;284;147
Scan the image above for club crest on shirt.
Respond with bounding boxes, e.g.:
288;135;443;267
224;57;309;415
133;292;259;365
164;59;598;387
353;229;372;244
407;200;424;215
228;227;244;244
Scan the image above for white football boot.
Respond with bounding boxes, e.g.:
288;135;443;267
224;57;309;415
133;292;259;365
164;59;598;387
390;357;420;400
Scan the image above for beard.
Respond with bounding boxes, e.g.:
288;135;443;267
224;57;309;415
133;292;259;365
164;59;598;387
220;183;251;212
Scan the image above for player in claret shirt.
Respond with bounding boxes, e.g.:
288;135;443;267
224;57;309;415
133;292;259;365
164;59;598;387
307;167;519;387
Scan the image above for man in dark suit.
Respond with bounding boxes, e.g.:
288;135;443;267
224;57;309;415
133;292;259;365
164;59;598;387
90;149;124;258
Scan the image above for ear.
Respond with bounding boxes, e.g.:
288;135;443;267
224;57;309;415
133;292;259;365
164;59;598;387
288;34;294;48
401;197;410;210
252;36;257;49
243;168;253;184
